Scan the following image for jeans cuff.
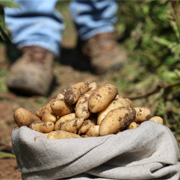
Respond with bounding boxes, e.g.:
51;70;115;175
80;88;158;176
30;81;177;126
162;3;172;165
80;26;115;40
18;41;60;56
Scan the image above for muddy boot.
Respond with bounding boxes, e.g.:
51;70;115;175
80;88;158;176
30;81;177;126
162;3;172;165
78;33;128;75
7;46;55;96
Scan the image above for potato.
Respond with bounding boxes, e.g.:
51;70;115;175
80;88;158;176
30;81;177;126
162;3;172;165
13;108;41;127
84;125;100;137
36;98;54;119
127;122;138;129
30;121;54;133
88;83;118;113
88;82;98;91
99;107;136;136
60;118;84;133
42;112;57;123
133;107;151;123
149;116;163;125
97;95;131;125
125;98;133;108
78;118;97;135
54;113;76;131
47;130;82;139
75;90;95;119
50;97;74;117
64;82;89;105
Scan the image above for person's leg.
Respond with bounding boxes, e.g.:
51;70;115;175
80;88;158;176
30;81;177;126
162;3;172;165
5;0;64;56
4;0;64;96
69;0;128;75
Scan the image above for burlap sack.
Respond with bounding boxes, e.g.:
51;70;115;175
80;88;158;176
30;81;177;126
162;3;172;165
11;121;180;180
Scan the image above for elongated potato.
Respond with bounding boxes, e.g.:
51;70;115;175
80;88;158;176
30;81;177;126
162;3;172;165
36;98;55;119
84;125;100;137
88;83;118;113
54;113;76;130
47;130;82;139
97;95;131;125
64;82;89;105
78;118;97;135
50;98;74;117
60;118;84;133
133;107;151;123
13;108;41;127
42;112;57;123
88;82;98;91
99;107;136;136
149;116;163;125
30;121;54;133
75;90;95;119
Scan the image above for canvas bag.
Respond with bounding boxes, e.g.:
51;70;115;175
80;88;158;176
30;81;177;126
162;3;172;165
11;121;180;180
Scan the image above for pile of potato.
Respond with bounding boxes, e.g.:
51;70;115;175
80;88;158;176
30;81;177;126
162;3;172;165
13;82;164;139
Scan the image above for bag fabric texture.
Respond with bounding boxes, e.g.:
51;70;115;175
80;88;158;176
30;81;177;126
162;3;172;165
11;121;180;180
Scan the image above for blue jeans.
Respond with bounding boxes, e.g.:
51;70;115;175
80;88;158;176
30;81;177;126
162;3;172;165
5;0;118;56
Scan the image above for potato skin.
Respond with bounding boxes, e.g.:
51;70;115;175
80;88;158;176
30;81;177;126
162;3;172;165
50;98;74;117
88;83;118;113
88;82;98;91
60;118;84;133
99;107;136;136
149;116;163;125
75;90;95;119
42;112;57;123
14;108;41;127
54;113;76;131
127;122;138;129
78;118;97;135
47;130;82;139
133;107;151;123
84;125;100;137
30;121;54;133
64;82;89;105
97;95;131;125
36;99;54;119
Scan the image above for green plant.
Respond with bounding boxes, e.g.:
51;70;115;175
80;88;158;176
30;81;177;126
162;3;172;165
0;0;20;42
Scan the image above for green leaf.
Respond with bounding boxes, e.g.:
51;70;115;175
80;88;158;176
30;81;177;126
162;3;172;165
0;151;16;159
0;6;11;41
0;0;20;8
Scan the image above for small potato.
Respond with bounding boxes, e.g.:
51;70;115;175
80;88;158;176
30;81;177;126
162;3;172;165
50;98;74;117
149;116;163;125
99;107;136;136
97;95;131;125
60;118;84;133
84;125;100;137
78;118;97;135
125;98;133;108
127;122;138;129
64;82;89;105
54;113;76;131
30;121;54;133
42;112;57;123
56;93;64;99
36;98;55;119
88;82;98;91
75;90;95;119
47;130;82;139
13;108;41;127
88;83;118;113
133;107;151;123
